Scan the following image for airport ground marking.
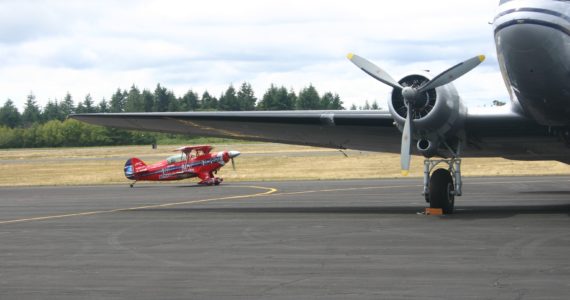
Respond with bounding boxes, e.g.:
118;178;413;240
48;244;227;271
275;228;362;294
465;178;570;185
1;177;568;225
268;184;420;197
0;185;277;225
245;177;570;198
0;184;419;225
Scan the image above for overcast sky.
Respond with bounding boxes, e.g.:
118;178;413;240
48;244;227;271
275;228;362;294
0;0;508;110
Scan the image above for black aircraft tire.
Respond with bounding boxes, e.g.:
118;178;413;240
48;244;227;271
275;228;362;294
429;168;455;214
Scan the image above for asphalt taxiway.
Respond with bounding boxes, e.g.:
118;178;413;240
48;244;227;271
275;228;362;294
0;176;569;299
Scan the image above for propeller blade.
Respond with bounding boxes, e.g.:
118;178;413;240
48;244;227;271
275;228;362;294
231;158;236;171
401;104;413;176
347;53;403;90
419;55;485;93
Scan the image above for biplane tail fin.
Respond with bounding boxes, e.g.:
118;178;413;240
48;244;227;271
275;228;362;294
124;157;147;179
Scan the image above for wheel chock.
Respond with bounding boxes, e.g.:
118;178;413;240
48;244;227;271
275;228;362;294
425;208;443;215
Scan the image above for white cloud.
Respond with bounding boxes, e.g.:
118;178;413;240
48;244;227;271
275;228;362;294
0;0;508;110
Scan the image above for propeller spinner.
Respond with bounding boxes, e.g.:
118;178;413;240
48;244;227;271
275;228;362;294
347;53;485;175
228;150;240;171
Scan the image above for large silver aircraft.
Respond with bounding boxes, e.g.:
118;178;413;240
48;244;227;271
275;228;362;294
72;0;570;213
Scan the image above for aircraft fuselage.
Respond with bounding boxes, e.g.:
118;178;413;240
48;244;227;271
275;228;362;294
494;0;570;126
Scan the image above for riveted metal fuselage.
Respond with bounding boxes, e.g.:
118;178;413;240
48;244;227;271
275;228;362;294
494;0;570;125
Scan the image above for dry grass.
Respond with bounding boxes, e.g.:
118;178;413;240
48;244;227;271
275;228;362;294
0;144;568;187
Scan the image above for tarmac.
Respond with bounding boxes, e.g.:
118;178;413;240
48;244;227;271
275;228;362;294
0;176;569;299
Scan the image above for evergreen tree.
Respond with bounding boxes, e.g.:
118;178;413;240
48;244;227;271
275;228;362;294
22;93;42;125
180;89;199;111
60;92;75;116
320;92;334;109
166;91;178;111
320;92;343;109
141;89;155;112
110;88;126;112
296;85;320;110
75;102;86;114
82;94;96;113
0;99;21;128
371;100;379;110
98;98;110;113
200;91;218;110
43;100;64;121
286;88;297;110
154;84;170;112
330;93;344;110
350;103;357;110
258;85;295;110
237;82;256;110
125;85;143;112
257;84;279;110
492;100;506;106
362;100;371;110
218;85;239;110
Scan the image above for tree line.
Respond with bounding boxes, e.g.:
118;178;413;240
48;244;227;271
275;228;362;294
0;82;346;148
0;82;345;128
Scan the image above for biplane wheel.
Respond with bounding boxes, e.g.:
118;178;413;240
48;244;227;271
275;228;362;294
130;183;134;188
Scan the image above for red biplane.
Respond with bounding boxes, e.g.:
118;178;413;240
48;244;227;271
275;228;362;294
124;145;240;187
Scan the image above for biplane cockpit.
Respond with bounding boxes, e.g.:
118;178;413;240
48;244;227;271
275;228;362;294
166;153;187;164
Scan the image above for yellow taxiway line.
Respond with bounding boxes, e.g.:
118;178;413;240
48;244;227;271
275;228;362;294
0;185;277;225
269;184;418;197
0;184;418;225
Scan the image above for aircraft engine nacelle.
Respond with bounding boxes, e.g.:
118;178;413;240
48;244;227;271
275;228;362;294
388;73;467;158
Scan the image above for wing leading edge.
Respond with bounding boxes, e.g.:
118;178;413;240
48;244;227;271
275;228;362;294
71;108;568;162
70;110;401;153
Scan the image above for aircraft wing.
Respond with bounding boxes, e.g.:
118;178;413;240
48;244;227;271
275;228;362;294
176;145;213;154
71;110;401;153
70;109;566;162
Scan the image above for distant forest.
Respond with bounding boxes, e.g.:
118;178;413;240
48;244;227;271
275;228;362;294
0;82;380;149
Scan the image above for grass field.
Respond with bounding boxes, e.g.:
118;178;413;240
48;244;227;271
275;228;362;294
0;143;569;187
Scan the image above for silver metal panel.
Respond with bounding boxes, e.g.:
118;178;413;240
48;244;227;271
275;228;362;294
494;0;570;125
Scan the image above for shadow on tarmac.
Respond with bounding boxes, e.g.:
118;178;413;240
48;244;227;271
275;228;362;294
518;190;570;195
129;184;205;189
132;204;570;219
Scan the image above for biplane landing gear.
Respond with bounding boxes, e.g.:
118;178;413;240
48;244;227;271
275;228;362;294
199;177;223;186
130;181;137;188
422;157;462;214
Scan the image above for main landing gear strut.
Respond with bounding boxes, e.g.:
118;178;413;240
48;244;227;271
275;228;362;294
198;177;223;186
422;144;463;214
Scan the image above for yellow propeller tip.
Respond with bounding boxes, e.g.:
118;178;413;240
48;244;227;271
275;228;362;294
346;53;354;60
401;170;409;176
478;55;486;62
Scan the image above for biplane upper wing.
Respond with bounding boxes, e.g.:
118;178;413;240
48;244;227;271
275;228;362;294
175;145;213;154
